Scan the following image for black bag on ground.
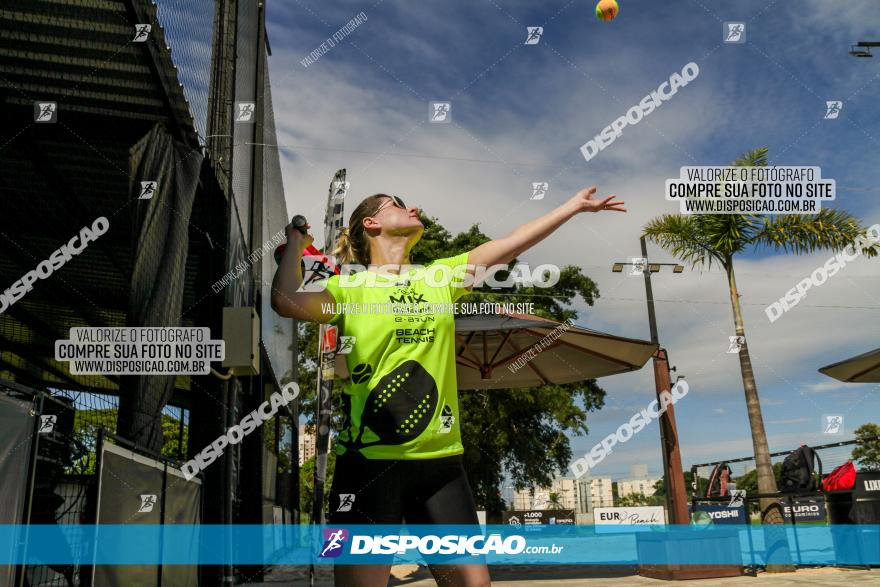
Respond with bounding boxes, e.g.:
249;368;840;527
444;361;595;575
779;445;822;492
706;462;732;497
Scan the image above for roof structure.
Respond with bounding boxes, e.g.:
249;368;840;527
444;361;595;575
0;0;218;403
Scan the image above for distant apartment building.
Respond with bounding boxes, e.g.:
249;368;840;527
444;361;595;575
618;478;661;498
576;477;614;513
512;477;581;511
297;425;331;466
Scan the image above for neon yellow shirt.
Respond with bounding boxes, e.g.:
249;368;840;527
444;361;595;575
318;251;472;460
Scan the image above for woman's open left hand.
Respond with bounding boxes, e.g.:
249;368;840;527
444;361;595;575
570;186;627;214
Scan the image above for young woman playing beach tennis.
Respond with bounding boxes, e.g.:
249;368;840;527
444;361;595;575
271;188;625;587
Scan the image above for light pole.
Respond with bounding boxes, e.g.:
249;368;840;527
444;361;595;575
612;236;689;525
849;41;878;58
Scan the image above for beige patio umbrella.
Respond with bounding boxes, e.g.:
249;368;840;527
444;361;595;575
454;312;658;390
818;346;880;383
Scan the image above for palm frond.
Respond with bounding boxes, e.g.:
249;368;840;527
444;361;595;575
697;214;762;256
731;147;768;168
642;214;725;270
753;208;880;258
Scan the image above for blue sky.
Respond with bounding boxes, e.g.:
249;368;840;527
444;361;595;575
263;0;880;481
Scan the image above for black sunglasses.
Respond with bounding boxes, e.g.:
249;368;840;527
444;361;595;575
375;195;407;214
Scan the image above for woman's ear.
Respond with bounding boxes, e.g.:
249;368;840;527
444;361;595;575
362;215;381;231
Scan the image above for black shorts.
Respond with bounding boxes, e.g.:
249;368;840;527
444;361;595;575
327;451;479;525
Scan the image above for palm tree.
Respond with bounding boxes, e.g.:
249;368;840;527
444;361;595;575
643;147;878;523
546;492;564;510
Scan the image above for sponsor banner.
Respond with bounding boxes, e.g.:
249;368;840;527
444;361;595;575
502;510;576;526
856;472;880;496
689;503;748;525
1;525;880;565
782;498;827;523
594;506;666;532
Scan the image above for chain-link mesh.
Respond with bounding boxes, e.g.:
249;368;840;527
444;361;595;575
154;0;216;143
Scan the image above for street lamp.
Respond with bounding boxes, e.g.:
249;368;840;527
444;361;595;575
849;41;878;58
612;236;689;525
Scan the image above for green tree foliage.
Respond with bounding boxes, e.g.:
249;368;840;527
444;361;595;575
160;413;188;461
69;407;188;474
735;463;783;494
299;450;336;520
616;492;663;507
852;423;880;470
653;470;705;498
546;492;564;509
290;213;607;517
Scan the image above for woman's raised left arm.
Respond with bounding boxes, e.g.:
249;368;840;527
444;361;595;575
467;186;626;269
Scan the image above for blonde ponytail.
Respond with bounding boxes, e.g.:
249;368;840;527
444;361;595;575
331;226;359;265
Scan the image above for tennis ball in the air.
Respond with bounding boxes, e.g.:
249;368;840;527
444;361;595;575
596;0;619;22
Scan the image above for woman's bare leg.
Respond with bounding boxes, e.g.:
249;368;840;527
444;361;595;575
427;563;491;587
333;563;393;587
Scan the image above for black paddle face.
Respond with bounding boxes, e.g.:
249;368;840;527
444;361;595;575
357;360;438;446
